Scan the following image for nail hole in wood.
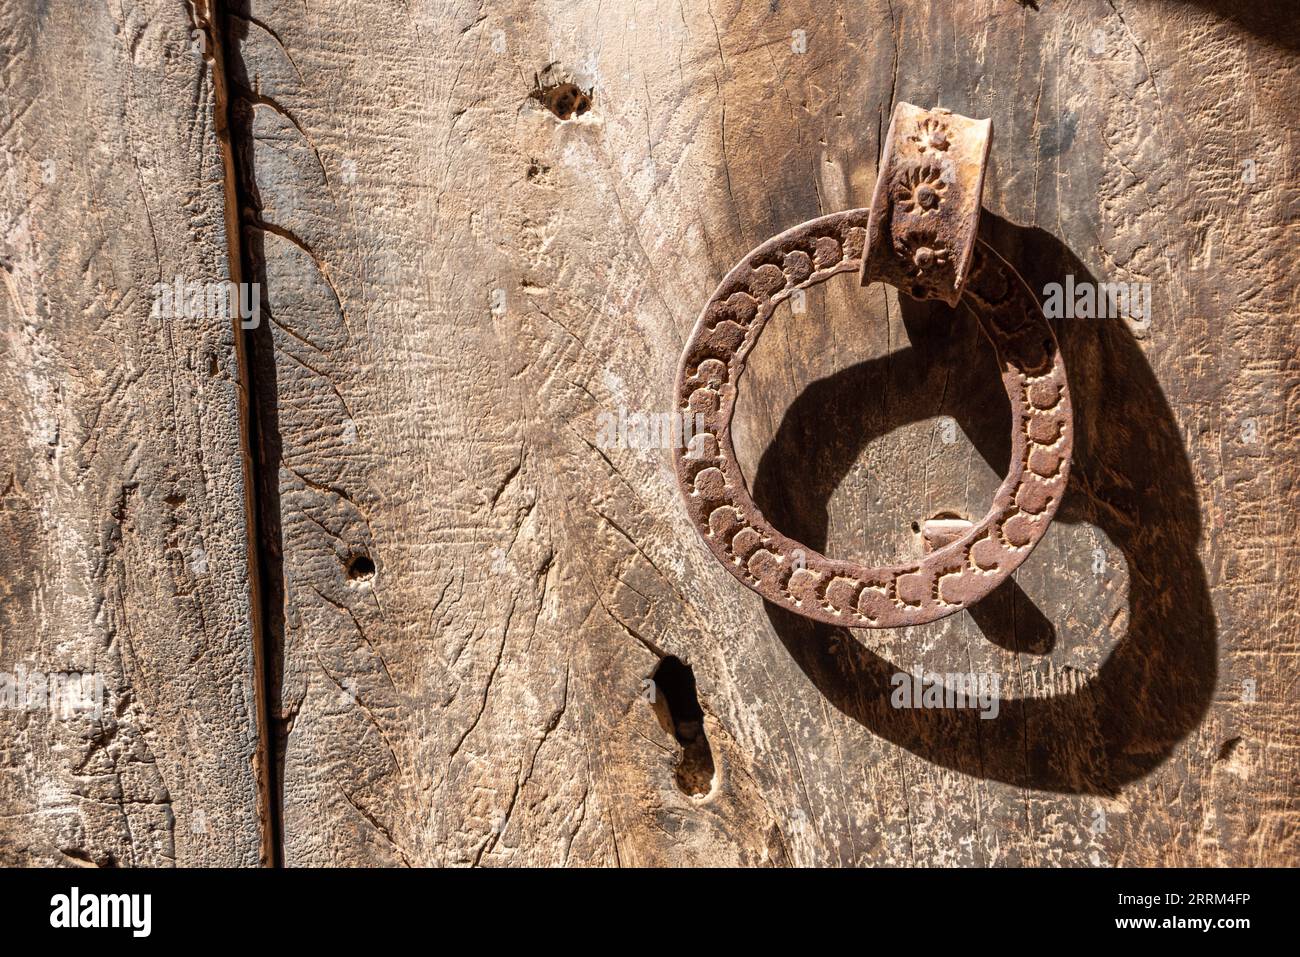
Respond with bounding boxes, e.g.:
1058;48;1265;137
532;80;593;120
346;553;375;582
1216;736;1243;761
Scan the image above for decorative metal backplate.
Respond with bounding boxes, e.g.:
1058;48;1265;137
861;103;990;306
672;104;1073;628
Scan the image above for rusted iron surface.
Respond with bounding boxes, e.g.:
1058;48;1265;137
922;517;975;552
673;104;1073;628
861;103;990;306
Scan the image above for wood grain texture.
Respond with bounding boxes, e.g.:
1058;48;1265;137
233;0;1300;865
218;0;1300;867
0;0;1284;868
0;0;267;865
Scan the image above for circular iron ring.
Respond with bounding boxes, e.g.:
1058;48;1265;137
672;209;1073;628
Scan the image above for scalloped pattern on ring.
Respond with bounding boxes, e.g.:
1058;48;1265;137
673;210;1073;628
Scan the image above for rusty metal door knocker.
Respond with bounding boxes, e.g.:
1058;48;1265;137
673;103;1073;628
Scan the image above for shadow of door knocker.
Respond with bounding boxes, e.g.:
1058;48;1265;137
674;102;1073;628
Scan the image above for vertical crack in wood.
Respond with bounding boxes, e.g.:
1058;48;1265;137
198;0;282;867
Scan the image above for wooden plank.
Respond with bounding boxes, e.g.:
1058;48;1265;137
0;0;268;865
228;0;1297;865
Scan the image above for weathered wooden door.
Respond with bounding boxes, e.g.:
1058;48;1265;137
1;0;1295;866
